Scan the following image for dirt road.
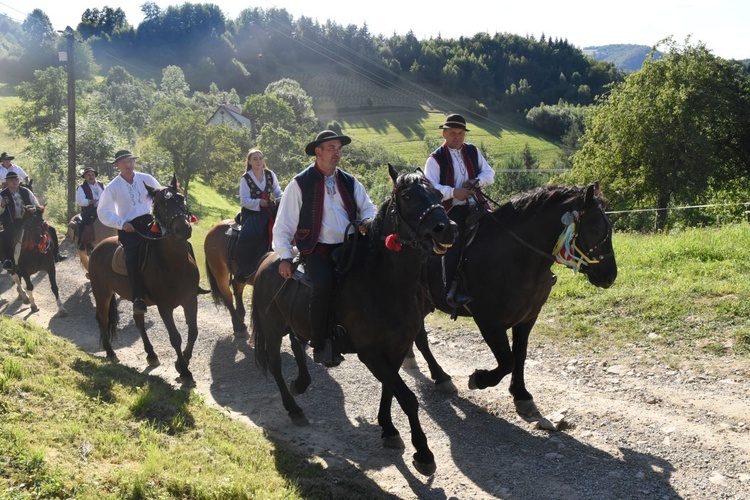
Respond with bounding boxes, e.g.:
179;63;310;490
2;247;749;499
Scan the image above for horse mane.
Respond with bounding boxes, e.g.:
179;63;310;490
501;184;603;221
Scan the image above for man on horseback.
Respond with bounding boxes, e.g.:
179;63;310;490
0;152;30;187
74;166;105;251
97;150;162;316
0;171;66;271
424;113;495;309
273;130;378;367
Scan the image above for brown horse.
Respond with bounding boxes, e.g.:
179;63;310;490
204;219;250;337
67;216;117;275
88;175;199;387
6;205;67;316
252;165;457;476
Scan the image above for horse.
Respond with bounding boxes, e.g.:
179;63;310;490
410;182;618;418
204;219;250;338
5;205;67;316
251;165;457;476
88;175;200;387
67;215;117;275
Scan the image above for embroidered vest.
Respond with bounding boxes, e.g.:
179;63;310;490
0;186;34;224
430;143;487;210
293;164;357;255
80;180;104;200
243;170;275;200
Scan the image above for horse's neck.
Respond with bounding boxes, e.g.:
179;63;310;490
505;207;571;260
154;237;192;267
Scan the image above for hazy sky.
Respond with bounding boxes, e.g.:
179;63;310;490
3;0;748;60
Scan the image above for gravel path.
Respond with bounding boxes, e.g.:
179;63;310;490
2;242;749;499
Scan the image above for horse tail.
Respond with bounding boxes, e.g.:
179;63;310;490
204;256;223;306
106;295;118;343
251;298;268;376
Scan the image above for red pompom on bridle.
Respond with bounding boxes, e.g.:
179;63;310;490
385;233;402;252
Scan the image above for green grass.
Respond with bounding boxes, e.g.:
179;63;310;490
0;317;330;498
339;107;560;168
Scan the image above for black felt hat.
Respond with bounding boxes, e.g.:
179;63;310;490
80;166;99;178
438;113;469;131
305;130;351;156
112;150;138;163
4;171;19;180
0;152;15;161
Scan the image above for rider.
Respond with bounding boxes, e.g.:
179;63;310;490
97;150;162;315
0;171;66;270
75;166;105;250
0;152;30;188
235;148;283;283
273;130;377;367
424;113;495;309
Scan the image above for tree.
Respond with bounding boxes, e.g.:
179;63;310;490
571;39;750;230
4;67;66;138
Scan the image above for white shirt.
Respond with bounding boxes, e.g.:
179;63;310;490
0;187;39;219
272;168;378;261
424;145;495;205
0;164;29;183
239;170;283;211
76;181;105;207
97;172;162;230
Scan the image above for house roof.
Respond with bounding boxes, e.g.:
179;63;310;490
208;104;253;128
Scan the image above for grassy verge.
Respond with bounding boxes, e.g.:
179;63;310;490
0;317;383;498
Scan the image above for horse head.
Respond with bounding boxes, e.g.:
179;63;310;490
20;204;49;251
574;182;617;288
145;174;192;240
383;164;457;256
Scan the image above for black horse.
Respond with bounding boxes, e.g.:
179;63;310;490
6;205;67;316
411;182;617;417
251;165;457;476
88;175;200;387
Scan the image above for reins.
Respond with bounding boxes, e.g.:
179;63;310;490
385;180;444;250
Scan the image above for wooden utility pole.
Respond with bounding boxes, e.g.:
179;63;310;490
64;27;76;219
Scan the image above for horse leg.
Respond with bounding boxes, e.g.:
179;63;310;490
361;354;436;477
411;326;456;393
510;322;540;417
231;280;249;338
46;261;68;317
22;273;38;312
287;333;311;396
96;294;119;363
132;313;160;368
155;305;194;388
468;318;515;391
377;385;403;448
267;331;308;426
181;296;199;363
9;271;29;304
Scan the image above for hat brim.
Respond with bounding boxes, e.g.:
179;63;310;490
80;170;98;178
112;155;138;163
438;124;469;131
1;156;15;161
305;135;351;155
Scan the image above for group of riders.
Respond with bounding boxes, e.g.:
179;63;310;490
1;113;495;368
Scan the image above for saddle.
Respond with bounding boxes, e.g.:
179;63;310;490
111;242;150;277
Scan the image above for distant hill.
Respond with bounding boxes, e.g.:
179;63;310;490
583;44;661;72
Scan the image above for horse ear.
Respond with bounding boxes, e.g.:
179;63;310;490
584;181;600;206
414;166;425;176
171;174;180;190
144;182;158;198
388;163;398;183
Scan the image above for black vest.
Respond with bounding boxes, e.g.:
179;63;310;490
0;186;34;224
430;143;487;209
293;164;357;255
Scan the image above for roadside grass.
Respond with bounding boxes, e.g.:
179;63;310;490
0;317;382;499
425;223;750;367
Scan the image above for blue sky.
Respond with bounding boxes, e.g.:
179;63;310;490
4;0;748;60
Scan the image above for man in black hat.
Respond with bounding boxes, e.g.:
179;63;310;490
0;152;30;187
97;150;162;315
273;130;378;366
424;113;495;309
74;166;106;250
0;171;66;270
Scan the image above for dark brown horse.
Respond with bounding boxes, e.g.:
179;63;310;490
204;219;250;338
6;205;67;316
251;165;457;476
88;175;199;387
410;182;618;417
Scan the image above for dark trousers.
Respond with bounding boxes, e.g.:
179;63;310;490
118;215;153;301
304;243;341;349
443;204;469;294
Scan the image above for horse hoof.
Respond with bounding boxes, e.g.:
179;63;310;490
412;457;437;477
401;357;419;370
382;435;405;449
436;379;458;394
289;412;309;426
56;308;69;318
468;374;478;390
177;376;196;389
109;355;120;364
30;305;39;313
515;399;541;417
233;328;250;339
147;356;161;367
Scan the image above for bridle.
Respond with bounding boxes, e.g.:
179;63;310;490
386;179;445;251
135;187;191;240
551;204;614;274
